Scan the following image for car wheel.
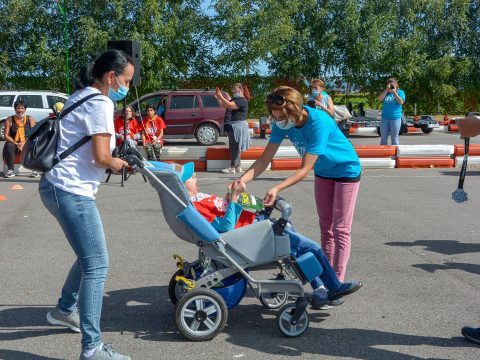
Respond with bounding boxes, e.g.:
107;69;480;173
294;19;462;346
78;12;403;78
376;126;381;137
195;123;219;146
400;123;408;135
421;126;433;134
0;120;5;141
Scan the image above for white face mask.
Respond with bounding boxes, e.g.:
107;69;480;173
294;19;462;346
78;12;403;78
276;118;296;130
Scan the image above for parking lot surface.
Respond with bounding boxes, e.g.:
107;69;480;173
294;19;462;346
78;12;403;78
1;133;480;359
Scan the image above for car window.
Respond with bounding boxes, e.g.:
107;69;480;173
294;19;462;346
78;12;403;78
170;95;198;110
200;95;220;108
47;95;67;108
0;95;14;107
16;95;44;109
138;96;161;111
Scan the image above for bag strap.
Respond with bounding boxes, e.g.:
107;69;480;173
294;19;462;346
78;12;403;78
54;92;103;164
59;92;102;119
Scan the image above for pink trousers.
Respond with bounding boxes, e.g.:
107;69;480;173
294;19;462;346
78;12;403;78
314;177;360;281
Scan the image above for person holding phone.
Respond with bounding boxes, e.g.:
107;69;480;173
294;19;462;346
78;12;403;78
377;78;406;145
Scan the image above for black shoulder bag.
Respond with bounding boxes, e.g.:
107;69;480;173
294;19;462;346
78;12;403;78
21;93;101;172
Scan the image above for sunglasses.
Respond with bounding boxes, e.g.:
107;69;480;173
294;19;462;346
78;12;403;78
266;93;286;105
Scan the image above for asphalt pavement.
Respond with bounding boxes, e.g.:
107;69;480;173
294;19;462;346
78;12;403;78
1;133;480;359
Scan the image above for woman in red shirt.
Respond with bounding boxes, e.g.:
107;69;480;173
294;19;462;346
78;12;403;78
113;106;140;147
140;105;166;160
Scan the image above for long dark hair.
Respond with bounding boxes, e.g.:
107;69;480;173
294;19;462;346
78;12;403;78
73;50;134;91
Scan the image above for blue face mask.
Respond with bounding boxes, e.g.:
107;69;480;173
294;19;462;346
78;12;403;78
311;90;319;98
233;92;241;99
108;76;129;101
276;118;296;130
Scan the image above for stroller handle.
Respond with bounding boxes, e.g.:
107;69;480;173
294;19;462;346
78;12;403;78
272;197;292;235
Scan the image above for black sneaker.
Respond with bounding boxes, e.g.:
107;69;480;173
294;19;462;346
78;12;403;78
328;281;362;301
461;326;480;345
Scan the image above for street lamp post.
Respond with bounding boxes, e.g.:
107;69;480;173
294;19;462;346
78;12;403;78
54;0;70;94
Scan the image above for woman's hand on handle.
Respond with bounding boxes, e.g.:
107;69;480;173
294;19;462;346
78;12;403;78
263;187;279;207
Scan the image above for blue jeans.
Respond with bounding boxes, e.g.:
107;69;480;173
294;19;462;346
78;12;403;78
39;176;108;350
286;229;342;291
380;118;401;145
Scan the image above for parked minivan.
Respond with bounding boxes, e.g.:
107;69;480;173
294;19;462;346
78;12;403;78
0;90;68;140
121;89;227;145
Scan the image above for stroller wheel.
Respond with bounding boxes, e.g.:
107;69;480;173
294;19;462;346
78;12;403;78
174;288;228;341
276;303;309;338
259;291;288;309
168;269;189;305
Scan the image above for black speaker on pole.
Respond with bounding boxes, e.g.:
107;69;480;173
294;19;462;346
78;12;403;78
107;40;141;86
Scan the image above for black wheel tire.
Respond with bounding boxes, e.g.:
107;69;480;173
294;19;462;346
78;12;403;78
376;127;381;136
174;288;228;341
168;269;187;305
195;123;219;146
276;303;309;338
399;124;408;135
259;291;288;309
0;121;5;141
421;127;433;134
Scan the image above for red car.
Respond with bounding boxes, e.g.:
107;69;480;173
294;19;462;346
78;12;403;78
116;89;228;146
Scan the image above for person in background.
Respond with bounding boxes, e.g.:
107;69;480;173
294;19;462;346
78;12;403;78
215;83;251;173
377;78;406;145
114;105;140;148
231;86;361;282
141;104;166;160
2;100;38;178
458;113;480;345
307;78;335;118
39;49;133;360
156;98;166;118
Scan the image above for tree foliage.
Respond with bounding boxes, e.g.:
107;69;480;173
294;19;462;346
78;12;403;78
0;0;478;113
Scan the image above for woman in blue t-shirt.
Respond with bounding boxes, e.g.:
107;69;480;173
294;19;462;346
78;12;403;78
231;86;361;282
377;78;406;145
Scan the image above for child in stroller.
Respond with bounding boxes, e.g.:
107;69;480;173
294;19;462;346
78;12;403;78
181;167;362;309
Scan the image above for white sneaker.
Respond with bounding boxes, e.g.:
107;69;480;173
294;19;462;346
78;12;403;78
235;166;243;173
221;167;235;174
30;171;40;178
5;169;15;178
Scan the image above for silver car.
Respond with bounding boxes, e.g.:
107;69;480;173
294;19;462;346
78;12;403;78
0;90;68;140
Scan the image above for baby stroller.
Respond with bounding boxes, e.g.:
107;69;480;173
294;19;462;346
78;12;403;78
126;152;328;341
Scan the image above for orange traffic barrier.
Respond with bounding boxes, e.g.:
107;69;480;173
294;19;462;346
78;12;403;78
448;125;459;132
354;145;396;158
161;159;207;172
0;195;6;201
396;157;454;168
407;126;420;133
248;122;254;129
271;159;302;171
349;127;356;134
206;146;266;160
454;144;480;156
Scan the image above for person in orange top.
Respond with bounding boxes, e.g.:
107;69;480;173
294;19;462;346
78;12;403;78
141;104;166;160
114;106;140;147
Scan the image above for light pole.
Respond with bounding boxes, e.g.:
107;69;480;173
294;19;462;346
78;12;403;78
54;0;70;94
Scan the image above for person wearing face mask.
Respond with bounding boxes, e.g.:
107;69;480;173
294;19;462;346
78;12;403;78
215;83;251;173
140;104;166;160
3;100;37;178
39;50;133;360
230;86;361;282
307;78;335;118
377;78;406;145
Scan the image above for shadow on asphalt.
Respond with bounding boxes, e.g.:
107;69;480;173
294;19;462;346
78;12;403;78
440;170;480;176
0;349;62;360
0;285;473;359
413;262;480;276
385;240;480;255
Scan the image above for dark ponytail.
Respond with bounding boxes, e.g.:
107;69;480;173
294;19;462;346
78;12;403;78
73;49;134;91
